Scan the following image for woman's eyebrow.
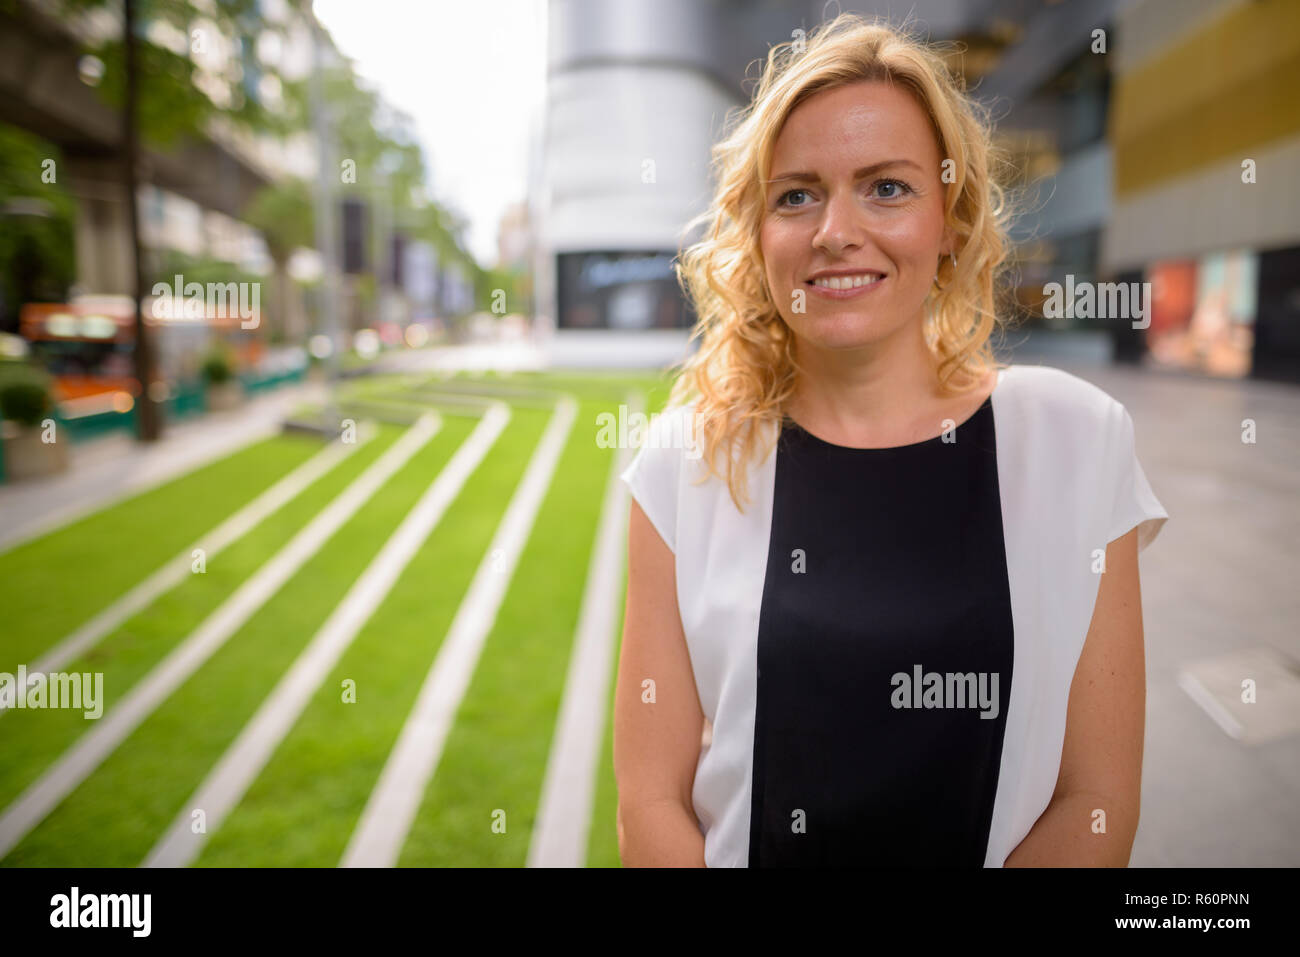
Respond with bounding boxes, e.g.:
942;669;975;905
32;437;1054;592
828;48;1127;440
765;159;923;185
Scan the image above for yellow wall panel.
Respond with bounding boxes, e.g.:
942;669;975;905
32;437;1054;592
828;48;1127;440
1111;0;1300;195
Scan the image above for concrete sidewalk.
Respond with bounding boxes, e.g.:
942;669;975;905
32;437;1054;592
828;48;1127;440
371;329;695;374
1051;360;1300;866
0;381;327;554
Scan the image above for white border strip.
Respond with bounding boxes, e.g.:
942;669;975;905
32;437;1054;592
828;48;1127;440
340;396;578;867
1177;671;1245;740
0;414;441;861
526;392;641;867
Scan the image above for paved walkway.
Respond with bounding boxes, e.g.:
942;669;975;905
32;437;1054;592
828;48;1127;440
1049;360;1300;866
371;329;694;374
0;382;328;554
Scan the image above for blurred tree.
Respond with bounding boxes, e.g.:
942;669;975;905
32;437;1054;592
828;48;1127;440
279;38;486;321
0;125;77;334
243;177;313;342
150;248;261;291
51;0;290;148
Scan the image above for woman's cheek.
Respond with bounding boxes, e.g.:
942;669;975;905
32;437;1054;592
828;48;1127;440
764;231;794;297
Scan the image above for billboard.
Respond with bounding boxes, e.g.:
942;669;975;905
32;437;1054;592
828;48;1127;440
556;251;693;330
1146;249;1257;378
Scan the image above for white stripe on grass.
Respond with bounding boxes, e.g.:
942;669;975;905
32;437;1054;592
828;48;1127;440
0;414;442;862
0;423;377;715
142;405;510;867
340;396;579;868
526;391;642;867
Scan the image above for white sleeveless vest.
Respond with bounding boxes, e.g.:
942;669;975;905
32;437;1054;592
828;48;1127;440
620;362;1170;866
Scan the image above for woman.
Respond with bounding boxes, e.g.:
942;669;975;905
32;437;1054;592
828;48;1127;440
613;14;1168;867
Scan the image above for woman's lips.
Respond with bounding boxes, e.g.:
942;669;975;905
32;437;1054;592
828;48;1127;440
804;275;886;300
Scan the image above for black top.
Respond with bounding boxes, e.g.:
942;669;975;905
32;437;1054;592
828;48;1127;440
747;395;1015;866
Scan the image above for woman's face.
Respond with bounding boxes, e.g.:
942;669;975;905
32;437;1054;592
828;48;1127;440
759;80;951;352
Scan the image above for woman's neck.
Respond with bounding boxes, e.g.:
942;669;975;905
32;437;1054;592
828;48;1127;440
785;324;990;448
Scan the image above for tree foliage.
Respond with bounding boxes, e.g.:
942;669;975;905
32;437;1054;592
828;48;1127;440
0;125;77;330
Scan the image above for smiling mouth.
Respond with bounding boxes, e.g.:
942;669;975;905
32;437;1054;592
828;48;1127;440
807;273;885;290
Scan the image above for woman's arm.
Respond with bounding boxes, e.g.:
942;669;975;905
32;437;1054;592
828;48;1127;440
1004;525;1146;866
613;500;707;867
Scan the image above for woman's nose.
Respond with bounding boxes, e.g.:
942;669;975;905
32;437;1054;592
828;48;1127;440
812;190;867;256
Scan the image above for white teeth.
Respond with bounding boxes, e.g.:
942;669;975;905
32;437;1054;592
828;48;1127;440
812;274;883;290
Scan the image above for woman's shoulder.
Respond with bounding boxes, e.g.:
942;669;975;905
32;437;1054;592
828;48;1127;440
999;362;1128;432
633;399;701;461
618;400;703;554
1002;362;1121;409
618;398;701;488
998;364;1154;496
999;364;1168;550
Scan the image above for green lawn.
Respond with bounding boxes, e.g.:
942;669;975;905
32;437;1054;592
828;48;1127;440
3;419;445;866
0;367;681;867
198;408;546;866
397;397;615;866
0;432;325;671
0;425;401;813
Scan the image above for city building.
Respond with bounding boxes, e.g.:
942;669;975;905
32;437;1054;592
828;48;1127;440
1101;0;1300;382
534;0;1300;380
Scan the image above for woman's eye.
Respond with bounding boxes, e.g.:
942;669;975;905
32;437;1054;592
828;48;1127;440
872;178;912;199
776;181;910;207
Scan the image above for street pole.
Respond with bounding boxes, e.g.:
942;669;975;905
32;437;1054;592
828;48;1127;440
309;11;341;425
124;0;161;441
375;163;392;329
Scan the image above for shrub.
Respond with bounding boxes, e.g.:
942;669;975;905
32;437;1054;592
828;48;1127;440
201;348;234;385
0;367;53;427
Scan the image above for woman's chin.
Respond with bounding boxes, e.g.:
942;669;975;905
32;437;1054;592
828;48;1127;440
789;313;911;352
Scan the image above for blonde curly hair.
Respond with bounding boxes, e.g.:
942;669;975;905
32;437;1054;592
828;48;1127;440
666;13;1014;512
